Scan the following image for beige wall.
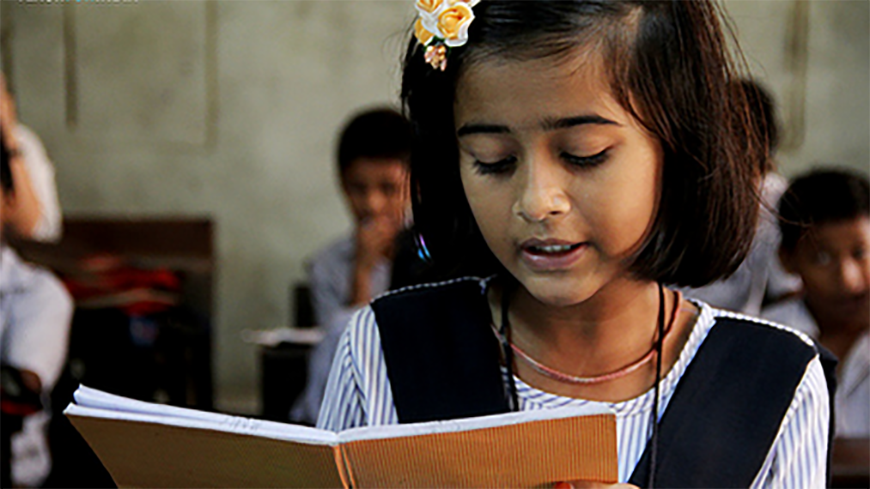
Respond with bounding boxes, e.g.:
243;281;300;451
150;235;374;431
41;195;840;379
726;0;869;177
3;0;868;412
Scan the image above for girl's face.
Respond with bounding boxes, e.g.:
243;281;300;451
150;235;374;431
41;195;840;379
455;50;663;307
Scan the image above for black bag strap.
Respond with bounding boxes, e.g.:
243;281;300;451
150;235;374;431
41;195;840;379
628;318;823;488
372;279;509;423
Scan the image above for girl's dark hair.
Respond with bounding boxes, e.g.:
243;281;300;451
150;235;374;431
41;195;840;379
779;168;870;251
402;0;765;287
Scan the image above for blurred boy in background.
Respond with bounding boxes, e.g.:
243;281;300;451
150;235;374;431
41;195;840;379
0;74;63;244
1;73;73;487
290;108;412;425
763;168;870;438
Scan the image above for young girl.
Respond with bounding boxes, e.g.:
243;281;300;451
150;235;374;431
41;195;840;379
318;1;830;487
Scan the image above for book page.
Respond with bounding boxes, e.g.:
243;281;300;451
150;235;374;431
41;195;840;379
338;404;612;443
70;385;334;445
66;412;345;489
339;406;617;488
66;386;616;488
66;385;346;488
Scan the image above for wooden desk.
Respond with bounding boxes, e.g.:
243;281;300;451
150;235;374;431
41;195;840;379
832;438;870;488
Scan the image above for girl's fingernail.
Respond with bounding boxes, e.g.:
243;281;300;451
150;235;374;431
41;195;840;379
554;483;574;489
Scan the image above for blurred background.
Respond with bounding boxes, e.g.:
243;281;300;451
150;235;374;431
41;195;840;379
2;0;417;416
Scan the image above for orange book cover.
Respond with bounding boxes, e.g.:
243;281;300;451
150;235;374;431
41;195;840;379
66;385;617;488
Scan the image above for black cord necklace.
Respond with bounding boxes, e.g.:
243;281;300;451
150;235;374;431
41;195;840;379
499;281;520;411
498;281;666;488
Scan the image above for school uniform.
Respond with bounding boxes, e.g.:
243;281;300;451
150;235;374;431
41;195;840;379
0;245;73;487
763;297;870;438
318;277;830;488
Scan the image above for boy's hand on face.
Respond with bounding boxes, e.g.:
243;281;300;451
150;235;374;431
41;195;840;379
349;214;402;307
355;214;401;270
0;74;19;153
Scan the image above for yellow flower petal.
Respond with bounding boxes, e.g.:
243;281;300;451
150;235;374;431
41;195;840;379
416;0;443;15
438;3;473;41
414;18;435;46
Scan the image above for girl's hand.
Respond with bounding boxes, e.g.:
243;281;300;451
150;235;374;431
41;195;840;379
554;482;640;489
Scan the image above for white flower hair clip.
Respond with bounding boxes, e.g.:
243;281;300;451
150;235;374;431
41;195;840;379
414;0;479;71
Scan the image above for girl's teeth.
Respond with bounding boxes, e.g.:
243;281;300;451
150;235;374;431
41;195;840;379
535;244;572;253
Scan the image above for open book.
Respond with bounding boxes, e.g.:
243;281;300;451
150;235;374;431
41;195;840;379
65;385;617;488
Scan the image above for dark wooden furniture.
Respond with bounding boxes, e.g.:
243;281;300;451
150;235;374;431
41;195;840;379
11;217;214;488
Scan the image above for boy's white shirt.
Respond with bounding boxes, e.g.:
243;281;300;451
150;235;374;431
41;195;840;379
1;246;74;486
762;297;870;438
15;124;62;242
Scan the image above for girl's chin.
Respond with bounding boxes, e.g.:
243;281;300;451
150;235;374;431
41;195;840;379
519;279;594;308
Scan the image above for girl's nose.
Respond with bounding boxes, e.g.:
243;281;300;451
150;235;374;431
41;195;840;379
513;157;570;223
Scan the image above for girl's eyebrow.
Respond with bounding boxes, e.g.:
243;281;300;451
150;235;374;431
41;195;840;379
457;114;619;137
542;114;620;130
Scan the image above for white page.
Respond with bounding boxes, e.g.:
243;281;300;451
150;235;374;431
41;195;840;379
66;385;337;446
338;404;614;444
240;326;326;347
74;385;233;424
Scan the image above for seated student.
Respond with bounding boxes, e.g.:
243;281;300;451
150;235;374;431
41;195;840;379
289;108;412;425
763;168;869;438
0;74;62;245
680;79;800;315
0;73;73;487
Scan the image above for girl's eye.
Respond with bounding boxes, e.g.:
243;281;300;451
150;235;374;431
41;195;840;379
473;156;517;175
561;148;609;168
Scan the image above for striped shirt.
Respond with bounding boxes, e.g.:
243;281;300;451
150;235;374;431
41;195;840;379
317;277;829;488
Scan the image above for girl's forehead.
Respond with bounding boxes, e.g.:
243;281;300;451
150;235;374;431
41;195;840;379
454;50;625;128
460;45;607;87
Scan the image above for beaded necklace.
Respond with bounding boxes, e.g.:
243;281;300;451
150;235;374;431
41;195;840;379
492;289;681;385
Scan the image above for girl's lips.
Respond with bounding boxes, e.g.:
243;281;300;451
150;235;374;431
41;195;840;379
519;239;588;271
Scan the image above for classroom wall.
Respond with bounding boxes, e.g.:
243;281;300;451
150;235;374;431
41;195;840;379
726;0;869;176
3;0;868;413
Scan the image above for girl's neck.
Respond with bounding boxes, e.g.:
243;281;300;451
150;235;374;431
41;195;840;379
509;277;660;348
490;276;696;402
